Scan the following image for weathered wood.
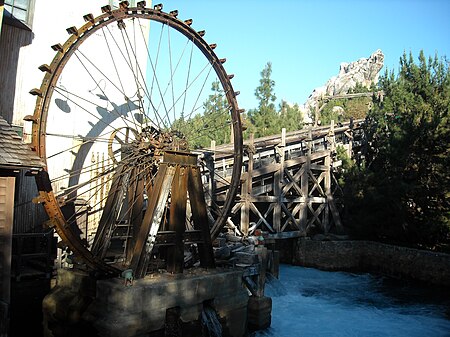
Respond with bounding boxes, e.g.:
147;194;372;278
129;163;172;277
250;203;274;232
166;166;188;274
125;167;145;263
0;177;15;307
92;164;129;258
299;131;311;231
220;122;358;238
206;141;216;207
273;129;285;233
235;251;258;265
188;166;215;269
256;246;268;297
324;155;331;233
241;135;254;236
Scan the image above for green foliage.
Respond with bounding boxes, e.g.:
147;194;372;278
320;83;373;125
279;100;304;131
336;145;353;171
248;62;281;138
343;51;450;247
348;82;371;94
172;80;231;149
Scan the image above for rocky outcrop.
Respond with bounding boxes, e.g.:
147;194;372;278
301;50;384;122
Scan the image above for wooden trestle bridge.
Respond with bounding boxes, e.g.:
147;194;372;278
201;119;363;240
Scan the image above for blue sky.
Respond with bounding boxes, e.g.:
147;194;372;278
162;0;450;111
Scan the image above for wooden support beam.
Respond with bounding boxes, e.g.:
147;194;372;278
282;167;304;196
280;202;301;231
250;202;274;232
206;141;216;207
309;170;326;197
211;121;356;238
129;164;174;278
166;166;188;274
273;129;285;233
188;166;215;269
240;134;254;236
323;154;331;233
256;246;268;297
328;120;336;153
125;167;145;263
307;203;326;228
299;131;311;231
92;164;128;258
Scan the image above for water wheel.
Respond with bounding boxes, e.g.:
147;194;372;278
29;1;243;276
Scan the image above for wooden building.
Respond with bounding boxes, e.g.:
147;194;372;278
0;116;45;337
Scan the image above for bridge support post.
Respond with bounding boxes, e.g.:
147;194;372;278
240;134;254;236
273;129;286;233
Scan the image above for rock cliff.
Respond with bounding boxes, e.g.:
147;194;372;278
302;50;384;122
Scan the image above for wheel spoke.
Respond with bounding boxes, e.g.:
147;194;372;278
72;51;137;130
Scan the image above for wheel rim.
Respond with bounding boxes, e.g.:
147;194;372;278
31;4;243;274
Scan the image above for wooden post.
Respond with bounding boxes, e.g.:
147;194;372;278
125;167;145;263
188;166;216;269
207;140;216;207
240;134;254;236
129;164;174;278
323;154;331;233
92;164;129;258
256;246;268;297
299;130;312;231
167;166;188;274
273;129;285;233
328;120;336;153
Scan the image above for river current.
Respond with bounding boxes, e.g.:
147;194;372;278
253;265;450;337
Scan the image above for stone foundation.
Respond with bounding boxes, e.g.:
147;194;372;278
43;268;249;337
247;296;272;331
292;238;450;287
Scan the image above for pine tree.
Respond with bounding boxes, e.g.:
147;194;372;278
343;51;450;247
248;62;280;137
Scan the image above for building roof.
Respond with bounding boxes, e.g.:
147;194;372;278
0;116;45;170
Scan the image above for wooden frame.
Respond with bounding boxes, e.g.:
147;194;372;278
206;120;359;239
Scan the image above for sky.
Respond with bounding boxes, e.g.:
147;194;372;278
161;0;450;111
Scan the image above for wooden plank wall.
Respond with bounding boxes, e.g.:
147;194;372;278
0;177;15;311
0;24;33;124
13;171;49;234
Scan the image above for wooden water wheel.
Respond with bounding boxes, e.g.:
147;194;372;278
29;1;243;277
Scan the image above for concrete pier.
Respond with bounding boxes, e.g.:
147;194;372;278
43;268;249;337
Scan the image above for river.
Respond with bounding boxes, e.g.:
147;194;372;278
253;265;450;337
